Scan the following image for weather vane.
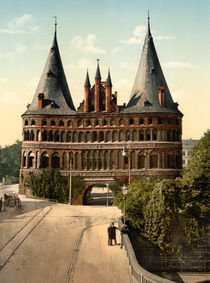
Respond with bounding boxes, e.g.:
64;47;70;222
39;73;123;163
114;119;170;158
53;16;57;33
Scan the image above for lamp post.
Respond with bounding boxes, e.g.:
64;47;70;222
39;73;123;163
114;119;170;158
106;183;109;207
122;144;131;185
122;185;128;225
68;160;72;205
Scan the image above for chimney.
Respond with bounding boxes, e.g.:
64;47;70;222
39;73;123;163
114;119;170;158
38;93;44;109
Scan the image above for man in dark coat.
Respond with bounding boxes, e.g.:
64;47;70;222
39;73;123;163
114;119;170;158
107;222;118;245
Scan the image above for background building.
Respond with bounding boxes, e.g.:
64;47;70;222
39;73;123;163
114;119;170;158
19;19;183;195
182;139;200;168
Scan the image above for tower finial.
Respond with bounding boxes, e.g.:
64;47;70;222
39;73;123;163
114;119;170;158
95;59;101;80
53;16;57;34
148;10;150;27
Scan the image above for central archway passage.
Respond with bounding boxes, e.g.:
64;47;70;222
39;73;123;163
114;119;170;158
83;185;114;206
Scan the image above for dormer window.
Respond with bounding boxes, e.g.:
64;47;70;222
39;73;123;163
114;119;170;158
129;118;134;125
50;120;56;126
25;120;28;126
59;120;64;126
148;118;153;125
42;120;47;126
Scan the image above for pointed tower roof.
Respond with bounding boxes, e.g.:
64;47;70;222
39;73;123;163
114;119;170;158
106;69;112;87
84;70;91;87
123;15;182;115
24;23;76;116
95;59;101;80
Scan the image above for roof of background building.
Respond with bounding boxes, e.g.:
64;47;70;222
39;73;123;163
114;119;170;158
122;18;182;116
23;30;76;116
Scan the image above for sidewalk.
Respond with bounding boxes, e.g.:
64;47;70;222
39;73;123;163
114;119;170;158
73;223;132;283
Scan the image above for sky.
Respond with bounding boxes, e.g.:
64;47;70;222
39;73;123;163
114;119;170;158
0;0;209;146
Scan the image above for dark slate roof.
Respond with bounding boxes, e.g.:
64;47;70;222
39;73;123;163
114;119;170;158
23;31;76;116
106;69;112;87
95;60;101;80
122;21;182;116
84;70;91;87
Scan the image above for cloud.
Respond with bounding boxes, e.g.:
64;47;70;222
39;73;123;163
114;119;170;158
163;61;199;68
154;35;176;40
121;25;146;45
72;34;106;54
0;91;25;104
122;25;175;45
120;62;136;70
0;14;39;34
66;58;96;70
112;46;124;54
0;42;27;60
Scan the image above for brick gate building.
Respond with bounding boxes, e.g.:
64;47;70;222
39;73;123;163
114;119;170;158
19;18;183;194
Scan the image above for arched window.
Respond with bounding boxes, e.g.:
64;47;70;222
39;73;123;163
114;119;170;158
42;130;48;141
41;152;49;168
55;131;60;142
98;151;103;170
152;129;157;141
62;152;67;169
161;129;166;141
50;120;56;126
138;151;145;169
150;151;158;168
67;131;71;142
42;120;47;126
78;120;83;127
72;131;78;142
139;118;144;125
67;120;73;127
104;151;109;170
85;131;91;142
139;130;144;141
31;119;35;125
82;152;86;170
22;151;26;167
24;120;28;126
99;131;104;142
176;118;179;126
75;152;79;170
168;118;172;124
132;130;137;141
30;130;35;141
119;119;125;126
146;130;151;141
78;132;85;143
49;131;53;141
110;151;115;169
117;151;122;169
36;130;41;141
105;131;111;142
112;131;118;142
119;130;125;142
102;119;107;126
94;119;99;126
129;118;134;125
51;152;60;169
59;120;64;126
92;151;97;170
86;120;91;127
167;130;171;141
92;131;97;142
69;152;73;168
131;151;135;169
87;152;90;170
173;130;177;141
176;153;180;168
126;130;130;141
168;152;175;168
110;119;116;126
148;118;153;125
61;131;65;142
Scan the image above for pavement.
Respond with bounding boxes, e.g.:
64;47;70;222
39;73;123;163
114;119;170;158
0;184;131;283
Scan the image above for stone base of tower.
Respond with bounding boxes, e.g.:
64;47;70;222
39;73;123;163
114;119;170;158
19;168;181;204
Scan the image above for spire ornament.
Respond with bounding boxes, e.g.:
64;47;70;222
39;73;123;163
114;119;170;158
53;16;57;34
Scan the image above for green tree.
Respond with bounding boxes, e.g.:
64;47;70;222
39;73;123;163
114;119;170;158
0;140;21;181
